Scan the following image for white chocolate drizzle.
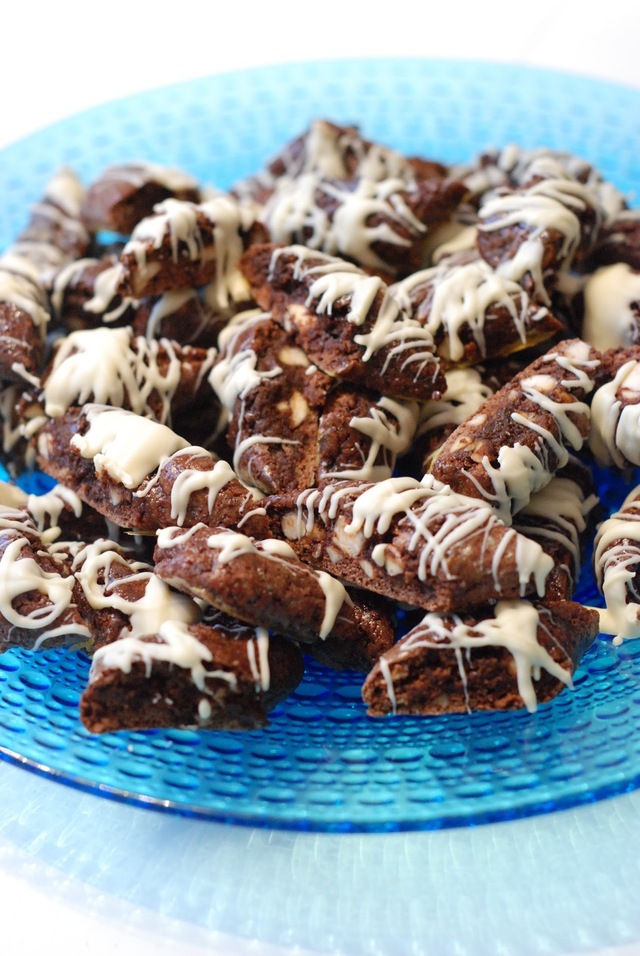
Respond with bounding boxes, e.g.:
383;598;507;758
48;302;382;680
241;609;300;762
144;289;199;339
390;256;549;363
590;359;640;468
166;455;238;526
417;367;494;443
0;269;50;332
43;326;211;422
26;483;83;535
0;481;28;509
286;474;552;597
594;488;640;642
71;405;190;489
382;600;572;713
246;627;271;691
209;311;283;416
72;538;200;639
454;341;597;521
513;474;598;587
263;174;425;273
478;180;588;302
582;264;640;351
0;516;84;639
325;396;419;483
123;195;257;310
89;619;234;694
269;246;438;374
50;258;138;326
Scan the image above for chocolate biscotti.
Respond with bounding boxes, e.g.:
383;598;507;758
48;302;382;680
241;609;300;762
2;119;639;736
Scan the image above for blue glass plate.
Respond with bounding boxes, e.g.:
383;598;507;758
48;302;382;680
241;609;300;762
1;59;640;832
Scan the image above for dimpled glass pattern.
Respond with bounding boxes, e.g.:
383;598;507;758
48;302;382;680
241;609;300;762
1;60;640;832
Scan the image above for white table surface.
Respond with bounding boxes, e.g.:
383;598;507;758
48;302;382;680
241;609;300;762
2;2;640;954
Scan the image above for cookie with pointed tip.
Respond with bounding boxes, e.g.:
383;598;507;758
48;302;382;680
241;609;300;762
388;251;564;368
431;338;601;523
79;612;305;733
153;523;394;671
116;195;267;300
210;309;418;493
264;474;553;612
80;161;201;235
240;243;446;401
362;599;599;716
34;405;270;537
0;503;89;652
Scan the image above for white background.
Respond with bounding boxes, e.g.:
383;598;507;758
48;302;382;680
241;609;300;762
1;2;640;954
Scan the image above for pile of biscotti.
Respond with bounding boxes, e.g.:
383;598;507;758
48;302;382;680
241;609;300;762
1;119;640;734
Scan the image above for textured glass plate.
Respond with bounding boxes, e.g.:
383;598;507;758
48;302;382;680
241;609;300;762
1;59;640;832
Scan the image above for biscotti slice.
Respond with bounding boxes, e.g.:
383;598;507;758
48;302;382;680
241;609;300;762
29;325;219;446
388;251;564;368
0;503;90;652
240;243;446;401
153;523;394;666
71;537;201;652
362;599;599;716
431;338;601;522
34;405;269;536
593;485;640;643
210;309;419;492
316;384;418;484
266;474;553;612
232;118;454;207
589;345;640;469
116;195;267;301
79;615;305;733
80;161;201;235
233;119;450;198
261;172;466;276
210;309;333;492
